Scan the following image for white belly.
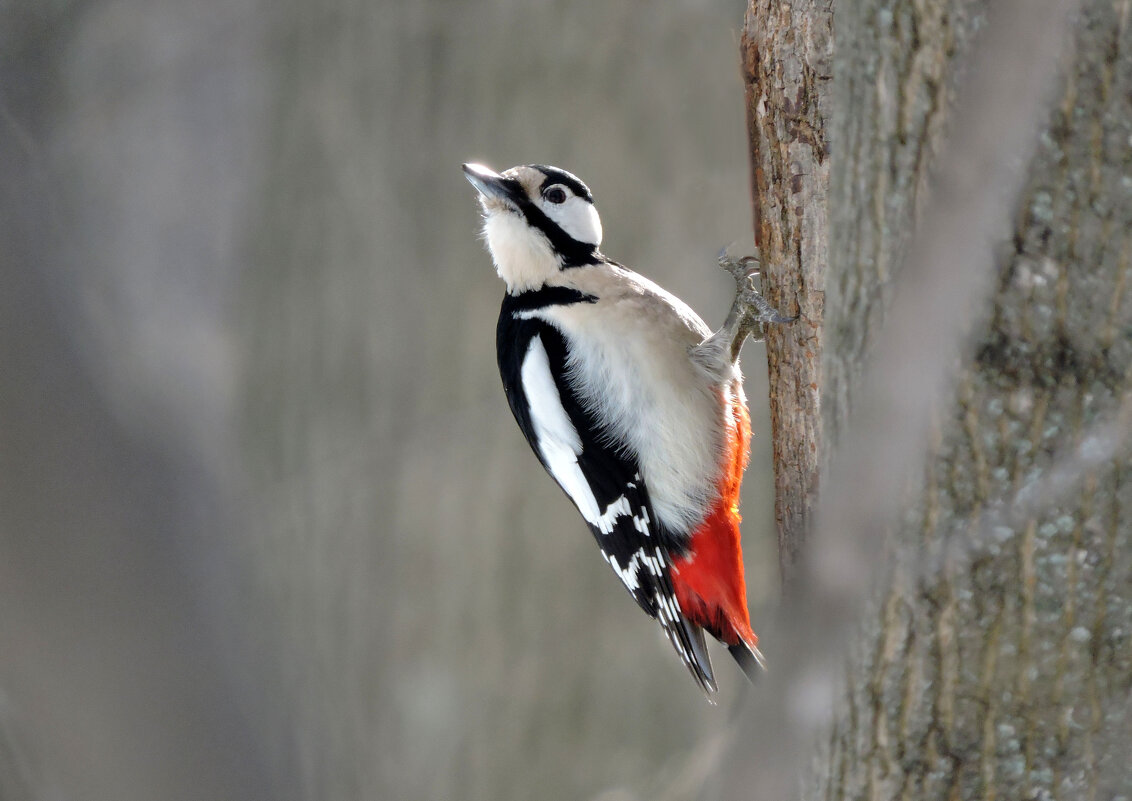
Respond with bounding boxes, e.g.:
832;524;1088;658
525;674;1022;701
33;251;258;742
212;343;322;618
537;284;738;533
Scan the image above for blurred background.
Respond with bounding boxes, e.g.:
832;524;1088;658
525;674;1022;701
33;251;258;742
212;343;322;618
0;1;778;799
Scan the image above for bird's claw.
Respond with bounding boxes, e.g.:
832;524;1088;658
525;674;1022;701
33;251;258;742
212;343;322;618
740;287;797;327
717;247;761;283
717;246;796;327
702;246;796;361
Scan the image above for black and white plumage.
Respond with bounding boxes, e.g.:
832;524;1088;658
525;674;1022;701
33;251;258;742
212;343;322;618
464;162;771;696
496;287;714;687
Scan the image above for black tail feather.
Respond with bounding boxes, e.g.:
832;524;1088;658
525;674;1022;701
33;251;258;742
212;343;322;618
681;619;717;696
660;616;717;698
728;640;767;684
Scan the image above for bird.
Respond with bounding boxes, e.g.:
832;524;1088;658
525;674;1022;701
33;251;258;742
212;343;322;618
462;162;791;697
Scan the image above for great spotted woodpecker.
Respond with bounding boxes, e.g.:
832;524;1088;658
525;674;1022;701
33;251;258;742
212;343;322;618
463;162;791;696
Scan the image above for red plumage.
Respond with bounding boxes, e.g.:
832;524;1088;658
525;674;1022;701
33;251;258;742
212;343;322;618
670;395;758;650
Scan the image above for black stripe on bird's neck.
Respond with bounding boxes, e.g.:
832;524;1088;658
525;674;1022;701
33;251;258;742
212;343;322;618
514;200;600;268
502;285;597;313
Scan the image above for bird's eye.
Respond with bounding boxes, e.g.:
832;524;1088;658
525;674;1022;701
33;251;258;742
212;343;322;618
544;186;568;204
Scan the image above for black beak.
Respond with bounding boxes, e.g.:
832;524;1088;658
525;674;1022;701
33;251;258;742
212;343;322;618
462;163;517;203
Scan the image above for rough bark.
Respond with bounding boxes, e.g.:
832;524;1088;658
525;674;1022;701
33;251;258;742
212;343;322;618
813;1;1132;799
742;0;832;590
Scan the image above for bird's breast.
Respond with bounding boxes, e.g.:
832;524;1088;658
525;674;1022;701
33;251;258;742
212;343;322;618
538;294;741;534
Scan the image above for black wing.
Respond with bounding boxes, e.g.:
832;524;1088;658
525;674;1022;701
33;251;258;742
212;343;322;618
497;291;716;693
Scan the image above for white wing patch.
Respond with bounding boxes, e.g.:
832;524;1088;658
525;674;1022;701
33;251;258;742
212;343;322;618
521;335;632;535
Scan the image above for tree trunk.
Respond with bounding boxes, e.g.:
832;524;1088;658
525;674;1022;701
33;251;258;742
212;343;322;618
742;0;832;591
806;0;1132;798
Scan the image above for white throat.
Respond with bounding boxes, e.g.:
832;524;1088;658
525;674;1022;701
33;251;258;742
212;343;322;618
483;212;560;294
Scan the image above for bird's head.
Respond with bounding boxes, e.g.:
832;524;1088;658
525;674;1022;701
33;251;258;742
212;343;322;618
462;162;603;293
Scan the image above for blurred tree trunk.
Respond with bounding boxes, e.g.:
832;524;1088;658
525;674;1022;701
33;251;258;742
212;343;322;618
747;0;1132;798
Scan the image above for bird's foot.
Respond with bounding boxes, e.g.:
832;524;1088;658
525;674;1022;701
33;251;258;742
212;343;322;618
716;247;795;357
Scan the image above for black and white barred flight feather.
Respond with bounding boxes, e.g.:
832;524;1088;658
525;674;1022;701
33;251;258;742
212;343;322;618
497;287;717;692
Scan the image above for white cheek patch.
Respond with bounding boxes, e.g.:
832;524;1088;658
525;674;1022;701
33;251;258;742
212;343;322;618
545;197;603;246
